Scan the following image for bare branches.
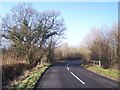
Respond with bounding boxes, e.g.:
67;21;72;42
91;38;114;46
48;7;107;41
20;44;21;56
1;3;65;65
82;23;118;69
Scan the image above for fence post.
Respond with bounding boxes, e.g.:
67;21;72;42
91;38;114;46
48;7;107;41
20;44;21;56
93;60;95;66
99;60;101;67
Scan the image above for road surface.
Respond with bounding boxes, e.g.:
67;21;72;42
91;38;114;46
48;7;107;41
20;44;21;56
34;60;119;89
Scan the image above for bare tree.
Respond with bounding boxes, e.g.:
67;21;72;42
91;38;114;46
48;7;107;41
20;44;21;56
1;3;65;66
82;23;118;69
107;22;118;68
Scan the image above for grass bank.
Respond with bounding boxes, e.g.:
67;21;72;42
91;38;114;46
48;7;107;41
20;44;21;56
6;63;49;89
87;66;120;81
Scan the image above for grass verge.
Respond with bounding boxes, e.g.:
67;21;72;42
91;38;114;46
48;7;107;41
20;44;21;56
7;63;49;89
87;66;120;82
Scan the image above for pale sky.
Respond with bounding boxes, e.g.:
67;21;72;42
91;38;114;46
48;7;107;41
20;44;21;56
0;2;118;47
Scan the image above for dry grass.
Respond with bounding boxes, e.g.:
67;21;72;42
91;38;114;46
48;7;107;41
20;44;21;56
2;54;26;67
2;53;29;87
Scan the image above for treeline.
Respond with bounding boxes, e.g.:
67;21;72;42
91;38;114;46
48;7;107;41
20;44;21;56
54;22;119;69
54;43;81;60
84;23;119;69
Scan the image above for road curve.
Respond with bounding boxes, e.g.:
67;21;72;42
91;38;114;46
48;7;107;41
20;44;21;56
34;60;119;89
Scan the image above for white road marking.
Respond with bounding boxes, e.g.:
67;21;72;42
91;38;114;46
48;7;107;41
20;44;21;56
70;72;85;85
67;63;69;70
67;66;69;70
81;64;83;66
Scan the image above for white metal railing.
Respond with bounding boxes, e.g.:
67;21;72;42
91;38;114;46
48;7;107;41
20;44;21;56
90;60;101;67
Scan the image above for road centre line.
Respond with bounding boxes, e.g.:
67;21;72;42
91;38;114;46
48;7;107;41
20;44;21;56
70;72;85;85
67;66;69;70
67;63;70;70
66;63;85;85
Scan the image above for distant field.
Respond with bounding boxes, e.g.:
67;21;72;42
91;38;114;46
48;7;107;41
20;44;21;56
87;66;120;82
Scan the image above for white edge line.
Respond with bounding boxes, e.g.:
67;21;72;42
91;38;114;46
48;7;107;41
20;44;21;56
70;72;85;85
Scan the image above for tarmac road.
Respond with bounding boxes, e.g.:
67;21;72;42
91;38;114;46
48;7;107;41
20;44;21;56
34;60;119;89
